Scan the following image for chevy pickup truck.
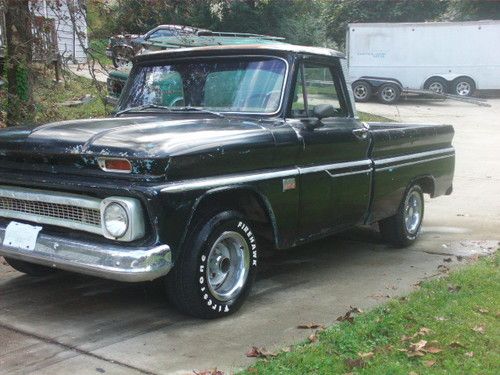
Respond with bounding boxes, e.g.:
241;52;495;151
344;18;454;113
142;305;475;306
0;44;455;318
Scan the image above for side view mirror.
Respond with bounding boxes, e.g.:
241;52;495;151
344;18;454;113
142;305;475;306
313;104;336;120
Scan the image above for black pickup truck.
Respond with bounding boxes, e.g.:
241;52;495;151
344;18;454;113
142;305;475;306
0;44;455;318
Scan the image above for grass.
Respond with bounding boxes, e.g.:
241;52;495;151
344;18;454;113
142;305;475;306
358;111;394;122
242;254;500;374
32;69;111;124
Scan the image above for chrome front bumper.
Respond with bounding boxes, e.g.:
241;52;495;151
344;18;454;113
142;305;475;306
0;224;172;282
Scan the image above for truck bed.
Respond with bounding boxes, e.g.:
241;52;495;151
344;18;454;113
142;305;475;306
367;122;455;222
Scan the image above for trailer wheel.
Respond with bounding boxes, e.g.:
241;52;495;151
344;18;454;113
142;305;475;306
379;184;424;247
352;81;372;102
424;77;448;94
452;77;475;97
377;83;401;104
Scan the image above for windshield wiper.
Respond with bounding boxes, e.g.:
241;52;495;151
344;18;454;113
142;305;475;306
170;106;225;118
115;104;172;116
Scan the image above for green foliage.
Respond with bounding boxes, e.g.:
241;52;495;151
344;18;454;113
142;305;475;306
447;0;500;21
324;0;450;48
15;65;30;102
241;254;500;374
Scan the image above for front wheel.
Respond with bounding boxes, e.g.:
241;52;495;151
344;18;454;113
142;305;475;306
165;210;258;319
379;184;424;247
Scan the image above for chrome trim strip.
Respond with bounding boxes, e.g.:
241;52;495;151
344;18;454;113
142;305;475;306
299;159;372;174
161;168;299;193
326;168;372;178
376;154;454;172
374;148;455;167
0;224;172;282
161;160;373;193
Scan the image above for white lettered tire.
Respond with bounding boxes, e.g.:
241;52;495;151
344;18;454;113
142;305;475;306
165;210;258;318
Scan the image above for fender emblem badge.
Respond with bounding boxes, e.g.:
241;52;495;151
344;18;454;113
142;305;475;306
282;178;296;191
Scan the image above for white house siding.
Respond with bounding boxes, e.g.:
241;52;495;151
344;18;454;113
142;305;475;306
32;0;88;63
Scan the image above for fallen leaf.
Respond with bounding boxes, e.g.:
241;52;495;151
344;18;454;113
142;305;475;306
443;257;452;262
477;308;489;314
297;323;325;330
281;346;291;353
417;327;432;336
448;284;461;292
449;341;466;349
435;316;447;321
248;368;258;373
472;325;485;334
349;306;364;314
465;351;474;357
408;371;419;375
336;310;356;324
407;340;427;357
425;346;443;354
358;352;374;360
246;347;276;359
424;360;436;367
308;333;318;343
345;358;365;369
438;264;450;273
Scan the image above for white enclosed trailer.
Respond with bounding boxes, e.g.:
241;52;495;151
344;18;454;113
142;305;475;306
347;21;500;104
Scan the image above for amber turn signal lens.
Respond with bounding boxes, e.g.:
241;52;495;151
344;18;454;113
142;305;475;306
98;158;132;173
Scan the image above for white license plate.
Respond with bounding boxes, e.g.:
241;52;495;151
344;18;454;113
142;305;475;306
3;222;42;251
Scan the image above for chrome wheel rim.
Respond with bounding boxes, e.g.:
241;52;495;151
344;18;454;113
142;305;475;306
429;82;444;94
404;191;423;234
456;81;471;96
206;231;250;302
354;85;368;100
381;86;396;101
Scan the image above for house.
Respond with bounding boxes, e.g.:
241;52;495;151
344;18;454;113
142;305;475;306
0;0;88;64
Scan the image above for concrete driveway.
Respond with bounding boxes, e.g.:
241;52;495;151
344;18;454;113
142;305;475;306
1;98;499;375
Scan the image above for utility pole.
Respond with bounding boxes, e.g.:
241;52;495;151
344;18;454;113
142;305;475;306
5;0;34;127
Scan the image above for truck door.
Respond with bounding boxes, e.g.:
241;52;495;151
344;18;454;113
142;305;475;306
287;58;372;238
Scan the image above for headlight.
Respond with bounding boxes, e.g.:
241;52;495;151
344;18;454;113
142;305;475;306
103;202;129;238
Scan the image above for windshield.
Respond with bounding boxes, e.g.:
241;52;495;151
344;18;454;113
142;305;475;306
119;56;287;114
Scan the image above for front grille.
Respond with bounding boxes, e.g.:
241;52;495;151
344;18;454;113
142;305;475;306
0;196;101;227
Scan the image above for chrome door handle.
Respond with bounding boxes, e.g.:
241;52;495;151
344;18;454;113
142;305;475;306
352;127;369;140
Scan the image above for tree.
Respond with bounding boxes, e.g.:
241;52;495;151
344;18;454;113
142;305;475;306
324;0;449;48
4;0;34;126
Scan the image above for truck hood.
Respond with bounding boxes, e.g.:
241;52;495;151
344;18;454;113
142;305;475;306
0;116;272;157
0;115;276;179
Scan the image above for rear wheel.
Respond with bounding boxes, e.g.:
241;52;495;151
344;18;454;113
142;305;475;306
424;77;448;94
165;210;258;319
377;83;401;104
4;257;56;276
352;81;372;102
379;184;424;247
452;77;475;97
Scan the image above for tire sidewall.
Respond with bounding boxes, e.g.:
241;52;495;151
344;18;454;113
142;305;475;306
399;185;424;242
378;83;401;104
189;211;258;317
352;81;372;102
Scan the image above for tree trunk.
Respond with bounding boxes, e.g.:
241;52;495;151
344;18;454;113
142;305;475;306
5;0;34;127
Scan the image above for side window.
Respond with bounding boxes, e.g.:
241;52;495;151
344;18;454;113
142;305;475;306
291;61;347;118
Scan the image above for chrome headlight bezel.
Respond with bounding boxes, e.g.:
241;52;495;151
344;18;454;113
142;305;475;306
100;197;145;242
